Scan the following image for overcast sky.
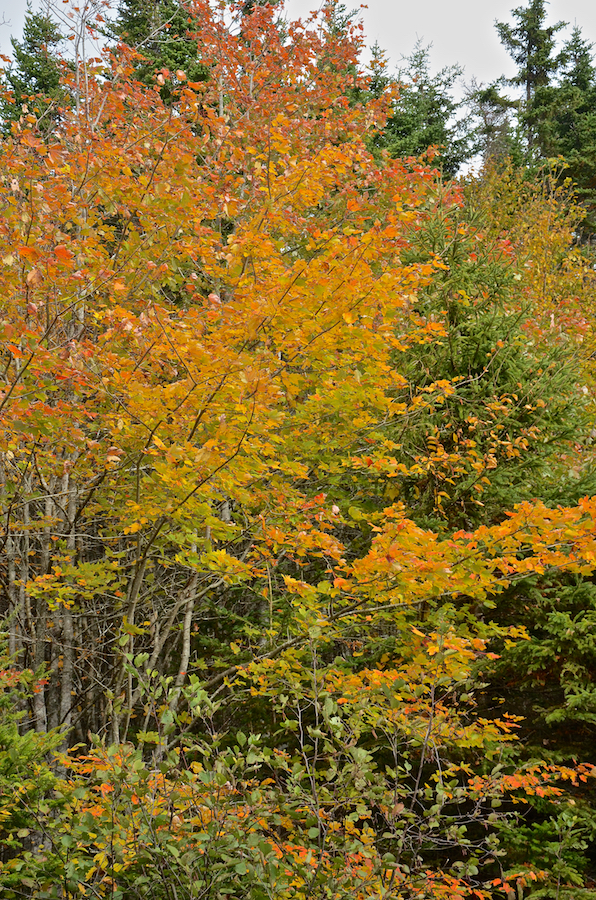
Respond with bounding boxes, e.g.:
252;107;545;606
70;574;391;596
2;0;596;93
287;0;596;90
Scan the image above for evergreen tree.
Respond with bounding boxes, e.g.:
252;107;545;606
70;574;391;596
114;0;208;99
0;3;66;132
376;42;476;177
495;3;596;231
496;0;566;154
561;24;596;92
540;28;596;233
366;42;391;99
496;0;566;104
392;201;593;533
496;12;596;234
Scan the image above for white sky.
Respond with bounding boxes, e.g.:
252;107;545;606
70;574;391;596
287;0;596;91
2;0;596;93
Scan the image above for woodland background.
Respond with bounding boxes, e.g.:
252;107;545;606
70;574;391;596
2;0;596;897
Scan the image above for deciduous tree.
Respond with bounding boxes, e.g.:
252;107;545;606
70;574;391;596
0;2;596;897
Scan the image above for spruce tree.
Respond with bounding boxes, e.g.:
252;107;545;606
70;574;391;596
542;28;596;233
392;201;593;533
561;24;596;92
495;3;596;232
114;0;208;99
0;3;66;132
376;42;476;177
496;0;567;156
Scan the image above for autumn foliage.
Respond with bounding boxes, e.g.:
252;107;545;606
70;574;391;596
0;1;596;898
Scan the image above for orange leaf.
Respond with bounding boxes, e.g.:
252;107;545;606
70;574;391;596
54;244;75;267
